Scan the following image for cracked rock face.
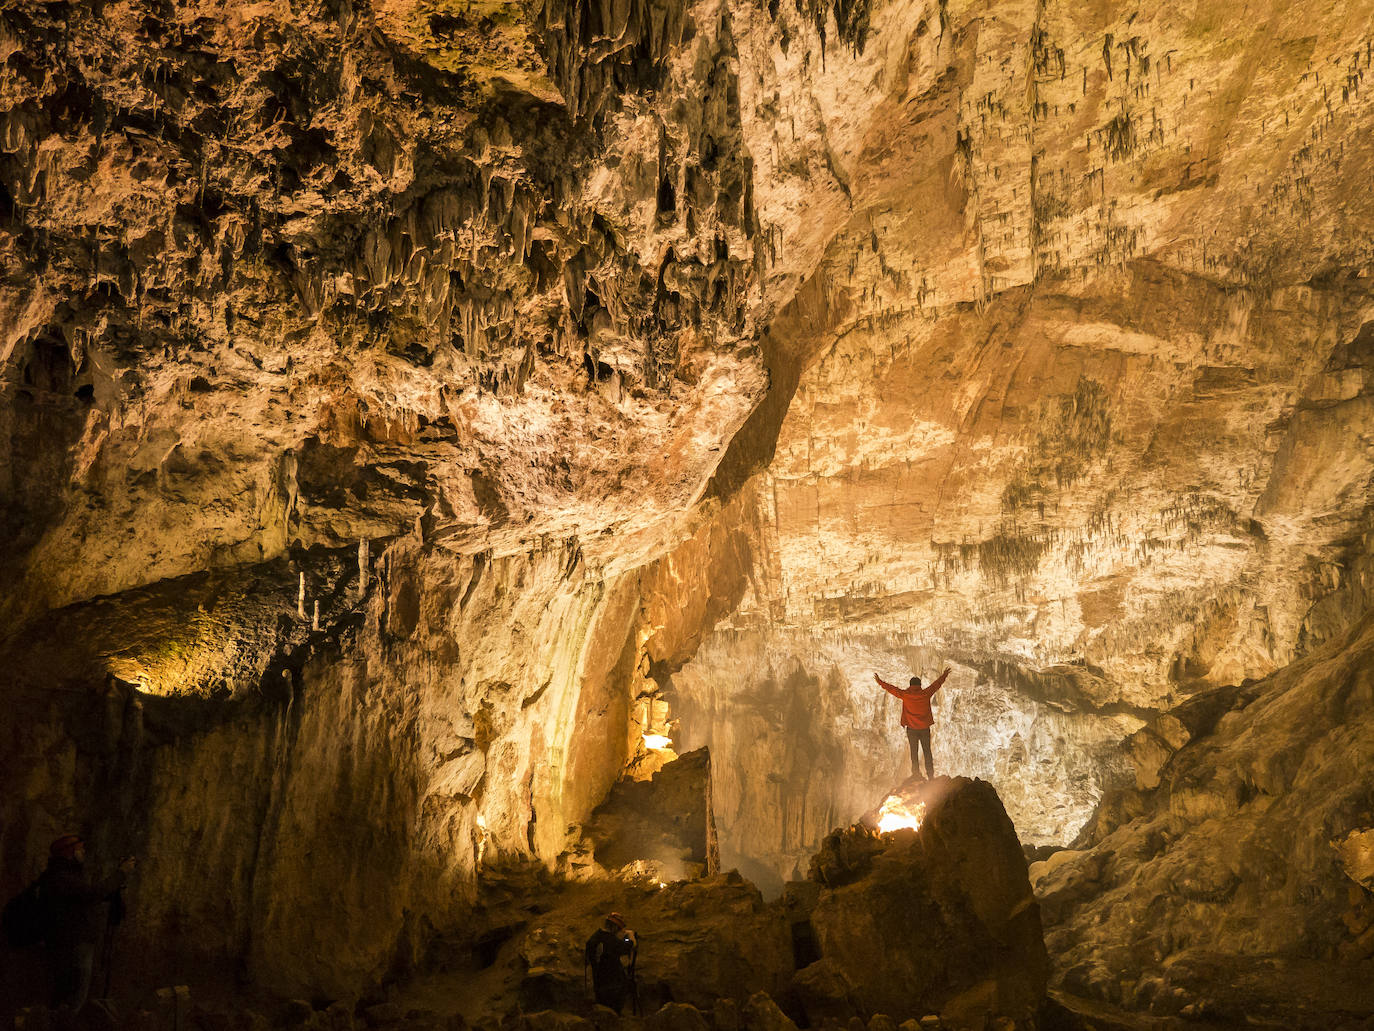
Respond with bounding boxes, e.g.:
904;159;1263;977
664;0;1374;913
2;0;1374;1019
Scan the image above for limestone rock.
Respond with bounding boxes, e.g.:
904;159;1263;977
582;748;720;880
740;994;795;1031
1335;828;1374;892
789;959;859;1024
645;1004;709;1031
1035;612;1374;1021
710;999;741;1031
800;779;1048;1026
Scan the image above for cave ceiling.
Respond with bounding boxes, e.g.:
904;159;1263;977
2;0;1374;780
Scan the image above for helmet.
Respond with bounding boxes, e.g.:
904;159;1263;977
606;912;626;930
50;834;83;858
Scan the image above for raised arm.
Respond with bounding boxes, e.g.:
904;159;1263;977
926;668;951;695
874;673;904;698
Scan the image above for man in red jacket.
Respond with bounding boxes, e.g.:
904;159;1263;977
875;668;951;779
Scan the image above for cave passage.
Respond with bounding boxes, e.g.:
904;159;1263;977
2;0;1374;1029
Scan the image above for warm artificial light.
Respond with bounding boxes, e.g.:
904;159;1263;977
643;733;673;749
876;796;925;834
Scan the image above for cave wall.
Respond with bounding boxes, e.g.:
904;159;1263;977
1;542;652;997
672;630;1142;888
760;272;1374;694
1034;604;1374;1020
660;0;1374;886
0;0;789;1000
671;270;1374;880
0;476;767;1002
0;0;896;991
3;0;1374;1014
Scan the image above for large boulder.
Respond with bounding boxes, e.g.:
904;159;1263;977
795;778;1048;1030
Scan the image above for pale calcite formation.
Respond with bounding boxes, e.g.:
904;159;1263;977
1;0;1374;1018
667;0;1374;902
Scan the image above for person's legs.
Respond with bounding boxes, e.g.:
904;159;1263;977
593;980;614;1009
49;942;93;1026
594;978;629;1013
905;727;922;777
917;729;934;779
49;944;78;1009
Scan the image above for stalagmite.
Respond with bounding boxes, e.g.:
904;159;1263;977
357;539;370;600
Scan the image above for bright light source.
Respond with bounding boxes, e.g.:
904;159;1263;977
642;733;673;750
876;796;925;834
476;813;487;830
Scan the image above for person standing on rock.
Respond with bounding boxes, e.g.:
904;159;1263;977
584;911;637;1013
874;667;951;779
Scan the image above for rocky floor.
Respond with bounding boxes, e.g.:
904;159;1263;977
400;776;1046;1029
5;778;1047;1031
6;770;1372;1031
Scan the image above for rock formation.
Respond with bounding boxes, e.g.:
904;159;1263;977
1031;608;1374;1025
409;774;1046;1029
1;0;1373;1024
799;777;1048;1026
580;746;720;880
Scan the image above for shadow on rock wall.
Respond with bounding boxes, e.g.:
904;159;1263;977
0;537;673;1006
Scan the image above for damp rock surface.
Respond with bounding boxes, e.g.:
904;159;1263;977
2;0;1374;1024
398;776;1045;1030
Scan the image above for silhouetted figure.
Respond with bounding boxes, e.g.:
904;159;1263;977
875;668;951;779
39;836;133;1016
584;911;636;1013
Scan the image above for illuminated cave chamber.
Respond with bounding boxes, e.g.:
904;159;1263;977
2;0;1374;1027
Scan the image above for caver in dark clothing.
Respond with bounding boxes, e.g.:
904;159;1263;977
40;838;129;1014
584;915;636;1013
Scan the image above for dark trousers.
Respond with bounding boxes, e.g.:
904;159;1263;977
593;978;630;1013
906;727;934;779
48;942;94;1013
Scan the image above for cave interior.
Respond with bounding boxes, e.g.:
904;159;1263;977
1;0;1374;1029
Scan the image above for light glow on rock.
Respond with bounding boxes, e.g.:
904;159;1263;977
876;796;926;834
643;733;674;750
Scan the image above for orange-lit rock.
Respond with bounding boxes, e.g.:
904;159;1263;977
1;0;1373;1023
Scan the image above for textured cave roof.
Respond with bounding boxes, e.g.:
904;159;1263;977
2;0;1374;704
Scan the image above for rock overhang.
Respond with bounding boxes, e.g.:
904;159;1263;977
2;0;1374;1015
